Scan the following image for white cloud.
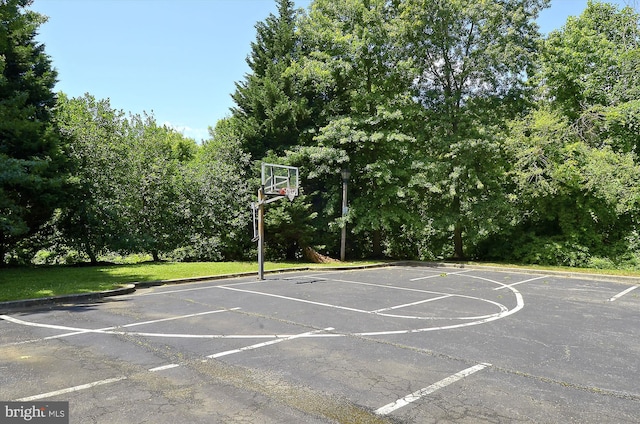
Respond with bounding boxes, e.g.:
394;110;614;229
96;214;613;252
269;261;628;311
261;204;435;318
162;121;209;142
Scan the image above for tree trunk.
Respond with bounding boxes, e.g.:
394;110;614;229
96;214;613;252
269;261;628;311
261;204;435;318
86;246;98;265
451;195;465;260
372;229;384;258
152;250;160;262
0;236;5;267
453;221;465;260
82;230;98;265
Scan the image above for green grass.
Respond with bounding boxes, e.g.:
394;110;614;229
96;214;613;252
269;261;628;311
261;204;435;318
0;261;377;302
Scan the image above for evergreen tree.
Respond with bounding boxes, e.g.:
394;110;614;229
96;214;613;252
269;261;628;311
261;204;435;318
231;0;311;160
0;0;66;264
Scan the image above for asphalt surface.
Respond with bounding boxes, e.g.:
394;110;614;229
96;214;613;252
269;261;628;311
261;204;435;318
1;264;639;423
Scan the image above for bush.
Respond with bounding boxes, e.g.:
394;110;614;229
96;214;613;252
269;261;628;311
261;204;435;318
586;256;616;270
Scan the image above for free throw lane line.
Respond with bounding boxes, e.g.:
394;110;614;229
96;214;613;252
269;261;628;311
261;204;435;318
375;363;491;415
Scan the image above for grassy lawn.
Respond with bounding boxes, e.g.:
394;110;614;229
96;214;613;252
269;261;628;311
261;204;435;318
0;261;375;302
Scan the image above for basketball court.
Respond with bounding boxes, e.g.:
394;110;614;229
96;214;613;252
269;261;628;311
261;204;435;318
1;264;639;423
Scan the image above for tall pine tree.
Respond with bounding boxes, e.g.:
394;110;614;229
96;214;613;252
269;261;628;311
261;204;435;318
231;0;311;160
0;0;66;264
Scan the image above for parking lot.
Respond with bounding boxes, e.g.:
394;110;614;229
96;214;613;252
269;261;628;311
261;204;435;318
1;264;639;423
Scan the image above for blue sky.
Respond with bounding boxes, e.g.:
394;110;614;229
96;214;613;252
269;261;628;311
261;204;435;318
31;0;630;142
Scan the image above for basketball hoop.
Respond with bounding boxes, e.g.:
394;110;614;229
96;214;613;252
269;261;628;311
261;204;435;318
255;163;301;280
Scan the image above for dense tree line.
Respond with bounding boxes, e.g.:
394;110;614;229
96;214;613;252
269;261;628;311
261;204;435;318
2;0;640;269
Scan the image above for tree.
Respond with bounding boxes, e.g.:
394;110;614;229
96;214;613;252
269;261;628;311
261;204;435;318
54;93;130;264
297;0;418;258
495;2;640;267
121;114;196;261
0;0;66;264
396;0;549;259
181;117;253;261
231;0;312;160
541;1;639;120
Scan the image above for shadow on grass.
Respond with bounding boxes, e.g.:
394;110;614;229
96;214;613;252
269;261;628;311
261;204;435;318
14;297;133;316
0;264;150;302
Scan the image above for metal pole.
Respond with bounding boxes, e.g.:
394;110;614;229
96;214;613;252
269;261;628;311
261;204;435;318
258;186;265;280
340;177;348;262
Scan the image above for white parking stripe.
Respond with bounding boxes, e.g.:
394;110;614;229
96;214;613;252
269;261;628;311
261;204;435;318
207;327;334;359
149;364;180;372
608;285;639;302
15;377;127;401
16;327;332;401
375;363;491;415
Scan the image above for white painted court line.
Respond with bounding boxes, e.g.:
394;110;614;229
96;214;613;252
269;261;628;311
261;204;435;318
207;327;334;359
371;295;453;313
375;363;491;415
410;269;473;281
608;285;639;302
1;271;524;340
17;327;332;401
493;275;549;290
149;364;180;372
220;281;507;321
0;308;240;346
218;285;371;314
15;377;127;401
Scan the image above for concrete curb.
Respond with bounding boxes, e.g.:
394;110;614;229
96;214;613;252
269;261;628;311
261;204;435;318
1;261;638;314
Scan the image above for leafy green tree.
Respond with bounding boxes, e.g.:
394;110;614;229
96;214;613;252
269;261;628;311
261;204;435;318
181;117;253;261
495;2;640;267
54;93;129;263
0;0;67;264
121;114;196;261
297;0;417;258
498;107;640;266
541;1;639;120
396;0;548;259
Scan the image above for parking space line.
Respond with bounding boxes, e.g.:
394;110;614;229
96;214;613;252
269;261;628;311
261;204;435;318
375;363;491;415
16;328;335;401
15;377;127;401
149;364;180;372
207;327;335;359
608;285;639;302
